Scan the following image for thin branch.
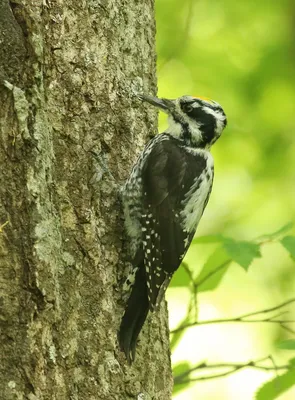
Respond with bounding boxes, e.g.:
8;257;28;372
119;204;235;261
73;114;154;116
269;355;279;379
174;356;291;385
171;298;295;334
236;298;295;319
267;310;289;320
281;324;295;335
175;356;267;382
182;261;198;320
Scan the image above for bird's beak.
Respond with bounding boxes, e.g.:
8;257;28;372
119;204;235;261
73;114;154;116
138;94;175;113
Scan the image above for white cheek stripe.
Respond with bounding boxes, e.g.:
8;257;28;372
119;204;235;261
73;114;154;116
165;113;203;144
165;115;183;137
202;106;226;135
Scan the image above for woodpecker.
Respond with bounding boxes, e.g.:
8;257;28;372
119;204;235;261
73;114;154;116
119;94;227;363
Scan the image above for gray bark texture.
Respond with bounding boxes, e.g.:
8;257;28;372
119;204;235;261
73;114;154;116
0;1;173;399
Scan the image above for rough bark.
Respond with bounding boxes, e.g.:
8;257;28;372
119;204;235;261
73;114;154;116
0;1;173;399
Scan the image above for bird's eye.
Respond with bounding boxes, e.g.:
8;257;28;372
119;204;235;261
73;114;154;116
183;103;194;113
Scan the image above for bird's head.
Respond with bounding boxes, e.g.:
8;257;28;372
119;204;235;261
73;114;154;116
139;94;227;149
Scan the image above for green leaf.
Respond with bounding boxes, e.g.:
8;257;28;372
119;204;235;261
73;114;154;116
222;238;261;270
194;235;262;271
255;368;295;400
195;246;231;292
192;234;225;244
170;262;191;287
276;340;295;350
257;222;294;241
173;361;191;377
281;236;295;260
173;361;192;395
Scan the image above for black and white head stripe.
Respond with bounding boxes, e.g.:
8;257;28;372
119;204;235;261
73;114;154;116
138;93;227;148
159;95;227;148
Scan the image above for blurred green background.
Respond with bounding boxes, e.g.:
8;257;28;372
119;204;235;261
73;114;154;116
155;0;295;398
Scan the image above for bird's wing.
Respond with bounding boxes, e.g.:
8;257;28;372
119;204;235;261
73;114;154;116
141;136;213;309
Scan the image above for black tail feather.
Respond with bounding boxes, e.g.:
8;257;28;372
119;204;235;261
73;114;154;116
119;265;149;363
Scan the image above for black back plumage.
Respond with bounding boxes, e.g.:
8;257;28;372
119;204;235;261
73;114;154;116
141;136;208;308
119;135;212;362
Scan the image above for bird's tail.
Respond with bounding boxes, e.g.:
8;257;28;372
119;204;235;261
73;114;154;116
119;264;149;363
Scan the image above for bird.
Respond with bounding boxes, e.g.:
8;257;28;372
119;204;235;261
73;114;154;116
119;93;227;363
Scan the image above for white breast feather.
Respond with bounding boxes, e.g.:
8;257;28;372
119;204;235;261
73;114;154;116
180;150;214;233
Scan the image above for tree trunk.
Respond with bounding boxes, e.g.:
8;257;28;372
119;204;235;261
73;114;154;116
0;1;173;399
